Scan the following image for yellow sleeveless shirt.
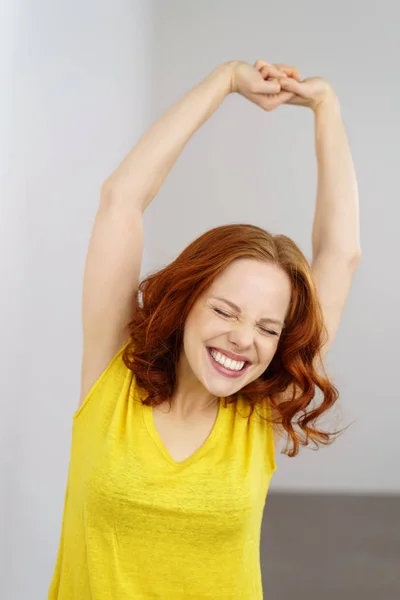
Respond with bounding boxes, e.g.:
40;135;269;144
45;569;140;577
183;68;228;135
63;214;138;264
48;344;277;599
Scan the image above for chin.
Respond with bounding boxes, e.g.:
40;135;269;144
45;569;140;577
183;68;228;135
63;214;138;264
202;378;243;399
200;364;249;397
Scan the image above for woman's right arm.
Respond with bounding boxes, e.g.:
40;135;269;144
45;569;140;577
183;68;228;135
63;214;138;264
79;62;236;405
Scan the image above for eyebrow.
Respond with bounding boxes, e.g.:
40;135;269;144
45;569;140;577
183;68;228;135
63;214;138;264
210;296;285;328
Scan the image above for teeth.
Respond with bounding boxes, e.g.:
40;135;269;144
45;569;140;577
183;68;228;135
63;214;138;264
210;349;245;371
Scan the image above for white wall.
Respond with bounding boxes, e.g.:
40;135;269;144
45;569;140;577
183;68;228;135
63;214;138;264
1;2;152;598
2;1;399;598
1;1;21;591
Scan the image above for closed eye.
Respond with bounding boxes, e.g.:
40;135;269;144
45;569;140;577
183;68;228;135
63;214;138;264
213;308;278;336
260;327;278;336
213;308;231;318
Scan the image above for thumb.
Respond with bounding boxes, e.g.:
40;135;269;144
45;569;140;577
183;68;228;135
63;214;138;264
257;78;281;94
279;77;303;95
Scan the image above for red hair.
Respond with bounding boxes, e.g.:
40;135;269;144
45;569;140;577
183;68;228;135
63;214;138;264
123;223;347;457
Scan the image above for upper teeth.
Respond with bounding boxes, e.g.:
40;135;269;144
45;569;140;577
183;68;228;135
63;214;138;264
210;349;245;371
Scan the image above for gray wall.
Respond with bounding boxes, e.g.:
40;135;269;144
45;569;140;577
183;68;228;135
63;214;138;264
145;0;400;494
1;1;399;598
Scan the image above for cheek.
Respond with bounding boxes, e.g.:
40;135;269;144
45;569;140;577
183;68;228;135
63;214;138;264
261;333;279;350
192;313;225;340
258;340;279;366
183;311;211;349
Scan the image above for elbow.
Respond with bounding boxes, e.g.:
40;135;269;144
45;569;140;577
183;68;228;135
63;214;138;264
100;177;125;200
349;248;362;268
312;247;362;272
100;178;148;213
100;178;116;205
99;179;134;210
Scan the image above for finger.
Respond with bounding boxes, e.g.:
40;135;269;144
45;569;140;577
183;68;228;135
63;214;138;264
257;78;282;94
271;90;296;108
279;77;303;94
256;90;295;111
265;76;298;102
264;64;288;79
254;59;271;70
277;90;296;103
282;67;301;82
257;62;287;79
274;64;301;81
254;59;301;81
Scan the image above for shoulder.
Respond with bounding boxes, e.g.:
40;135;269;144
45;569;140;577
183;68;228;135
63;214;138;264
75;340;133;420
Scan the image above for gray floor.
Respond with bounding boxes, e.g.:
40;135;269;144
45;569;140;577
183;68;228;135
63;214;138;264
261;493;400;599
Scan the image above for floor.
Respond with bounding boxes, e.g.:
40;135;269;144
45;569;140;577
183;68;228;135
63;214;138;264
261;493;400;599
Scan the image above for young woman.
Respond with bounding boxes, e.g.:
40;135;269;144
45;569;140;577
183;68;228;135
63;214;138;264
48;60;360;599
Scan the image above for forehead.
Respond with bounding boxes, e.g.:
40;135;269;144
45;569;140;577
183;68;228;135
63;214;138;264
206;259;291;315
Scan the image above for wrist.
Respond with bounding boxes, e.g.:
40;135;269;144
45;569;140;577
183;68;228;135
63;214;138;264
312;87;339;114
215;60;239;95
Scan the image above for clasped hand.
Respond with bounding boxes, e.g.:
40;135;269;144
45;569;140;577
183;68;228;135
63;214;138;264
230;59;334;112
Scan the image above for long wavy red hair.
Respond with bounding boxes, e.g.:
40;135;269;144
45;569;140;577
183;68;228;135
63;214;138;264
123;223;347;457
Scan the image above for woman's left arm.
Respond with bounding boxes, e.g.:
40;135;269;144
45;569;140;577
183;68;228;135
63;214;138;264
280;76;361;358
310;92;361;357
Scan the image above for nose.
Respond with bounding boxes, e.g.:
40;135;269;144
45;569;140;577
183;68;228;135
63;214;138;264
227;322;254;350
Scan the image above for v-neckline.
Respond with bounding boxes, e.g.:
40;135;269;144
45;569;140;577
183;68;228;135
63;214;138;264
142;399;225;467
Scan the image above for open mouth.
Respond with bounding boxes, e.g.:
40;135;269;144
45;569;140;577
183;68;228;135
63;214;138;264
206;347;251;378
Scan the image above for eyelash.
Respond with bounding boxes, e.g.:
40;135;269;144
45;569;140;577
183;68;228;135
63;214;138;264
212;308;278;336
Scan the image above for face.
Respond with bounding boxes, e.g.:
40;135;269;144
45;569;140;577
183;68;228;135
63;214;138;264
180;258;292;399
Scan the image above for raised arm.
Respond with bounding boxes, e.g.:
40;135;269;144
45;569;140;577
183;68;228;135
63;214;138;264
279;76;361;359
311;91;361;359
79;62;236;406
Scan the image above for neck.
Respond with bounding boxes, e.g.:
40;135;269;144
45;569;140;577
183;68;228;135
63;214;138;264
169;351;219;418
168;390;219;419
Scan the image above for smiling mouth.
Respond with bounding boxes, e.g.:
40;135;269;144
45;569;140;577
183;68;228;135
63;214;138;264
206;347;251;377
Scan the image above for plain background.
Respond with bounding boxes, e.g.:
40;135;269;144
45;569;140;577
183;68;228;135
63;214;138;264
1;1;399;598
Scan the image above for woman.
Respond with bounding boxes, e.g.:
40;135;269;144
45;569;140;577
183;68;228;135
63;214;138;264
49;60;360;598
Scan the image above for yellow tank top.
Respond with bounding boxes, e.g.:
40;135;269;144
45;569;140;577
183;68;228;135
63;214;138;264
48;344;277;599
